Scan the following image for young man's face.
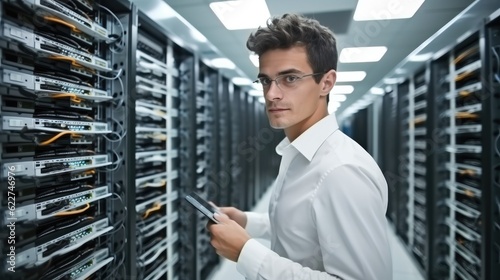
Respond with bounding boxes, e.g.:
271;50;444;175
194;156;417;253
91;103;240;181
258;46;332;139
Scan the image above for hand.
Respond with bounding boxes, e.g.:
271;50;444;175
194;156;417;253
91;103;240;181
209;202;247;228
207;212;251;262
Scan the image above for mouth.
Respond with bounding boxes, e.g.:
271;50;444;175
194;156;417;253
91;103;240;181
268;108;289;113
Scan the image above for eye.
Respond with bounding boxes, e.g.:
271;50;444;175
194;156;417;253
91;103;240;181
259;77;272;86
283;75;300;83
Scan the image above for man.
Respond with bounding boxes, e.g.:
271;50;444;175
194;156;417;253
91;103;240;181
208;13;392;280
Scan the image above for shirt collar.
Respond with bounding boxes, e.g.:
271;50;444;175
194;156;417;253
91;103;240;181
276;114;339;161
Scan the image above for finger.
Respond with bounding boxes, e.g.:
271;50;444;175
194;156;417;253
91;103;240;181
208;201;219;208
213;212;229;222
206;220;216;231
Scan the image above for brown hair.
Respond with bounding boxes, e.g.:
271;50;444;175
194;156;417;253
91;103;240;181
246;13;338;83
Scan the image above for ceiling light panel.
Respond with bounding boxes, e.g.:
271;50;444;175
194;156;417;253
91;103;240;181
331;85;354;94
370;87;385;95
328;101;341;114
329;95;347;102
210;0;270;30
210;58;236;69
339;46;388;63
248;90;264;96
336;71;367;82
353;0;425;21
249;53;259;67
232;77;253;86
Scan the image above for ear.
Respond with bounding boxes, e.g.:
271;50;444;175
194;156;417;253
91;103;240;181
320;69;336;97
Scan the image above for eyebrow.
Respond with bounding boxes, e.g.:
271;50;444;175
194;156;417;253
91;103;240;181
257;68;303;78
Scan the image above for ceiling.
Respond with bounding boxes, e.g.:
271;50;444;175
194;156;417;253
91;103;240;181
132;0;500;116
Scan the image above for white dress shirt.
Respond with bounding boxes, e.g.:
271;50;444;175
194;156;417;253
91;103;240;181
236;114;392;280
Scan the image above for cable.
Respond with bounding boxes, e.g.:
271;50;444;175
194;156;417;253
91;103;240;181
97;4;124;44
142;202;161;219
49;55;96;74
54;203;90;216
102;118;127;144
455;112;478;119
101;131;125;143
113;75;125;108
98;150;123;172
105;243;126;279
96;68;123;80
139;180;166;188
23;125;108;134
110;192;127;228
43;16;81;33
50;93;84;104
455;70;475;82
458;169;476;176
453;46;478;65
458;90;471;97
141;246;165;266
35;111;93;121
147;133;168;141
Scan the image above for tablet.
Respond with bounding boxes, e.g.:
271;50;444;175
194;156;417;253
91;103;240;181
184;192;219;223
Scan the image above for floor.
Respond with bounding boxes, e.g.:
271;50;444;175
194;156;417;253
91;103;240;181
208;187;425;280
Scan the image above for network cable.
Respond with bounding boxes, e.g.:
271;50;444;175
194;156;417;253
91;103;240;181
37;183;94;200
38;216;94;238
142;202;162;219
43;15;81;33
54;203;90;216
95;68;125;108
97;150;123;172
97;4;124;47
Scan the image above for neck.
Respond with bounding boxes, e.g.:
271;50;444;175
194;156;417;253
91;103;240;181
285;110;328;142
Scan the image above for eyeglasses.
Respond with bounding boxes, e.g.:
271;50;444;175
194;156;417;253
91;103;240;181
253;72;325;90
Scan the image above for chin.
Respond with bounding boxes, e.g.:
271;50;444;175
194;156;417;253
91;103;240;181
269;120;289;129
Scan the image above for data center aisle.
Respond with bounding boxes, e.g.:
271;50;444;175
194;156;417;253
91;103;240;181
208;186;425;280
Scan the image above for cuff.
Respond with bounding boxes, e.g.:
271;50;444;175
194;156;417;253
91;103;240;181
244;212;268;237
236;239;270;279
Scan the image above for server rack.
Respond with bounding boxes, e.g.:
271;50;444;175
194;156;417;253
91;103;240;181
396;80;412;246
217;76;232;207
428;53;451;279
229;86;244;210
133;12;181;280
0;0;132;279
193;61;220;280
482;10;500;280
381;89;399;224
411;68;430;271
178;51;197;280
436;30;484;280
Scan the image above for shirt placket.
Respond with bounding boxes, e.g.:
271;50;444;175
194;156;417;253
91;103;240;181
269;149;294;251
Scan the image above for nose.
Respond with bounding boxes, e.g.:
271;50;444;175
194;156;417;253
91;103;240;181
265;81;283;101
